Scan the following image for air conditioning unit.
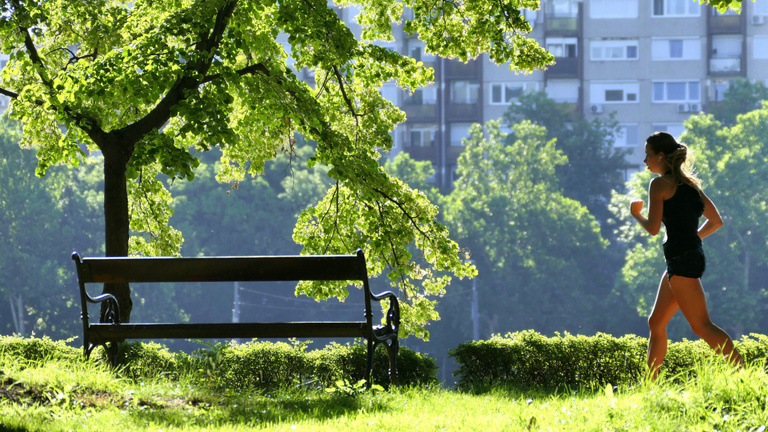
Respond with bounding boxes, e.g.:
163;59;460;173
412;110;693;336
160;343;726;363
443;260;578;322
688;103;702;113
590;104;603;114
677;103;690;113
753;15;765;25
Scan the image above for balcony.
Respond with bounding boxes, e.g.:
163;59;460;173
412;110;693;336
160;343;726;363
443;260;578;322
403;145;439;163
546;15;578;34
544;57;579;79
444;59;480;80
403;103;438;122
445;102;482;122
708;12;743;34
709;57;742;76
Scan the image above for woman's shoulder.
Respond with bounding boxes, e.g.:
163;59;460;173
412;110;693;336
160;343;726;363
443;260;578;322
650;176;677;198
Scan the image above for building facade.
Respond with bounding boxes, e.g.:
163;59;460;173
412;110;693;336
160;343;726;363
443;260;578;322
388;0;768;189
3;1;768;190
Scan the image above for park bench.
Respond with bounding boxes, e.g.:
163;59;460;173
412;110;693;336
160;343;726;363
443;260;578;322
71;249;400;384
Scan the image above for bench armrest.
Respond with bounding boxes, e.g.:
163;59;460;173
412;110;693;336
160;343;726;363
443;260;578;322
86;293;121;324
371;291;400;338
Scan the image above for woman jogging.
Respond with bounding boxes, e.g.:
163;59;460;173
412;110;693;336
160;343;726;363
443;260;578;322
630;131;744;378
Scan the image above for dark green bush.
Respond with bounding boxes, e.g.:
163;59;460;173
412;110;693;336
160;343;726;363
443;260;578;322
209;340;312;391
106;339;436;390
450;331;768;391
309;342;438;388
112;341;193;381
0;335;80;363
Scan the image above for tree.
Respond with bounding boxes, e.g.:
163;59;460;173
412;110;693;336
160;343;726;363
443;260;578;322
708;78;768;126
504;91;629;225
611;106;768;339
0;0;552;336
0;115;103;337
442;120;609;336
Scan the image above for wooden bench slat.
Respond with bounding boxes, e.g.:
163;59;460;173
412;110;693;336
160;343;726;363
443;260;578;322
87;322;369;342
76;254;367;284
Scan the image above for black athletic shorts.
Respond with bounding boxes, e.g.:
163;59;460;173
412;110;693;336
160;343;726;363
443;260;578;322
665;247;706;280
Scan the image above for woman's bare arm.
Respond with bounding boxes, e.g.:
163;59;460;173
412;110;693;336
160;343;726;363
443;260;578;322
698;190;723;239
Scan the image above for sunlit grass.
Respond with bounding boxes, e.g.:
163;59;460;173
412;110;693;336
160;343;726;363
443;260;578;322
1;350;766;431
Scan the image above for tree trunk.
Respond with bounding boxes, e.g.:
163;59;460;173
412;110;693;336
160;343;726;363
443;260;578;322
101;146;133;323
8;293;24;336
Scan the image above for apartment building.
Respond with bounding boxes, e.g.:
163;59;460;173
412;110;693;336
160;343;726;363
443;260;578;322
392;0;768;189
3;1;767;190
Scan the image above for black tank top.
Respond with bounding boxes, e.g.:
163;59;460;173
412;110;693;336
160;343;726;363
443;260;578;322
662;182;704;259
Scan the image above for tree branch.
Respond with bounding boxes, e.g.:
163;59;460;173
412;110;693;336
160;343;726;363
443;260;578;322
115;0;239;141
371;186;432;241
0;88;18;99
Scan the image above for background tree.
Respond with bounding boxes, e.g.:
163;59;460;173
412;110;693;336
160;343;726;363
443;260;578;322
0;0;552;336
442;120;610;337
611;107;768;339
708;78;768;126
0;115;102;337
504;91;629;225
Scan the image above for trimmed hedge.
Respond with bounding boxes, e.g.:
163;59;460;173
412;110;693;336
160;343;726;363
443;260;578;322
0;336;437;390
450;331;768;390
113;339;437;390
0;335;81;363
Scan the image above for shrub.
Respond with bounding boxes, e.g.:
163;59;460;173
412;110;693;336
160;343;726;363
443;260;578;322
0;335;80;363
103;339;436;391
309;342;438;388
111;341;192;382
450;331;768;391
208;340;312;391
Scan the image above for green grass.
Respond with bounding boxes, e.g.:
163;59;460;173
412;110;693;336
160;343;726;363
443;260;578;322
1;343;767;431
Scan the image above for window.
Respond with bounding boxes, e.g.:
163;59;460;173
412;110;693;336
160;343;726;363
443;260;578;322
380;85;399;105
489;82;538;104
546;79;580;103
408;41;435;62
590;0;639;18
549;0;579;16
591;39;639;60
711;35;743;73
614;124;639;148
755;36;768;59
450;123;473;146
547;37;578;57
651;38;701;60
450;81;480;104
712;80;730;102
405;86;437;105
590;81;640;104
652;124;685;139
712;35;742;58
653;0;700;16
652;81;700;102
409;124;437;147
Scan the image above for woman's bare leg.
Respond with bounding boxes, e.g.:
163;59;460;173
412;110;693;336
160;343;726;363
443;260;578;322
668;275;745;367
647;271;680;379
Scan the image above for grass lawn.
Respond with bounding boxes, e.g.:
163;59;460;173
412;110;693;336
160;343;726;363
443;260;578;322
2;346;767;432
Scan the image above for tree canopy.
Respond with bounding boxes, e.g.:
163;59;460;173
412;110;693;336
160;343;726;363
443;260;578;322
0;0;552;337
442;120;609;336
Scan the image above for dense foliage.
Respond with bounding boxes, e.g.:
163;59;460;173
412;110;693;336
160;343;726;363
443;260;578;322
0;0;552;336
450;330;768;390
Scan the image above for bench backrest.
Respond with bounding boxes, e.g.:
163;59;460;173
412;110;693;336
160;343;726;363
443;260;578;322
72;250;369;284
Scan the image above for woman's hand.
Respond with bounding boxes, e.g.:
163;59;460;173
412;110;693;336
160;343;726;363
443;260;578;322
630;200;644;216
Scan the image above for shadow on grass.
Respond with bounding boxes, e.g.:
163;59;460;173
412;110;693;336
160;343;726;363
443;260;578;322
126;389;395;428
